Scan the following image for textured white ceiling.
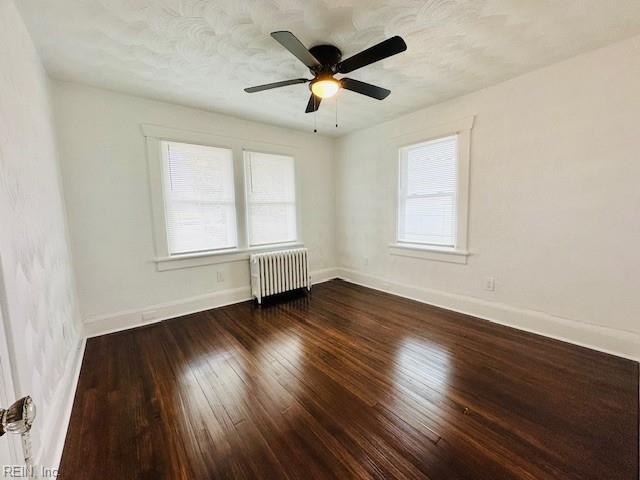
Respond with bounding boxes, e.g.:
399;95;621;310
18;0;640;135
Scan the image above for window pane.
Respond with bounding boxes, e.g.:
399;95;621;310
248;203;297;246
245;151;297;246
166;202;237;254
401;195;455;246
398;135;458;247
248;152;296;203
406;137;457;195
163;141;237;254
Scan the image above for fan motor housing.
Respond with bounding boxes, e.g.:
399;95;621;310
309;44;342;72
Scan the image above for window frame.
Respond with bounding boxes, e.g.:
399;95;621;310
390;116;474;264
243;149;299;248
143;124;303;271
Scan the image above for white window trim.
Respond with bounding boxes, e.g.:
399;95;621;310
389;116;474;264
142;124;303;271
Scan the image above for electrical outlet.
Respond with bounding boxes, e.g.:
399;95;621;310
484;277;496;292
216;271;224;282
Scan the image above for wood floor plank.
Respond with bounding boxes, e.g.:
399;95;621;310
59;280;639;479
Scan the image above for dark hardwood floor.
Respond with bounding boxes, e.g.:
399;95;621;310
60;280;639;479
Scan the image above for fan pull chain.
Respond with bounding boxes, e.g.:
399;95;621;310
314;96;318;133
335;96;338;128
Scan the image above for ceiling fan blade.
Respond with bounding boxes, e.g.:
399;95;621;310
244;78;309;93
305;94;322;113
271;31;321;68
340;78;390;100
337;36;407;74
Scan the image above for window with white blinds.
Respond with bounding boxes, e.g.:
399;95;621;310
397;135;458;247
244;151;297;247
161;141;237;255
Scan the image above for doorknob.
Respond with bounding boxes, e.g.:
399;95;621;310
0;396;36;467
0;396;36;437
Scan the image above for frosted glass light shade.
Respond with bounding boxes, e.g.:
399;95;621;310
311;79;339;98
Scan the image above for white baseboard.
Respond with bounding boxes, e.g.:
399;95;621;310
38;335;86;469
336;268;640;362
84;268;339;338
84;286;252;338
83;266;639;361
310;267;340;284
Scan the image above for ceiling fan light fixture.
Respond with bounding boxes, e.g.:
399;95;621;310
244;31;407;113
311;78;340;98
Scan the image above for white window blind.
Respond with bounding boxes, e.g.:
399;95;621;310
398;135;458;247
162;141;237;255
244;151;297;247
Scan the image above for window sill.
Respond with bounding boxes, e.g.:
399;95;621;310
388;243;470;264
154;242;304;271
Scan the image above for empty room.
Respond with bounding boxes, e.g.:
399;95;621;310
0;0;638;478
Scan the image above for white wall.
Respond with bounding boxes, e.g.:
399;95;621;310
335;35;640;360
0;0;83;466
52;81;336;332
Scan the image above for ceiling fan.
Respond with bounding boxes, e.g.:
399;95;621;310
244;31;407;113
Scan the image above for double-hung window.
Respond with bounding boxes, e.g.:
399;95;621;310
392;117;473;264
146;124;302;269
244;151;297;247
398;135;458;247
161;141;237;255
391;117;474;266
